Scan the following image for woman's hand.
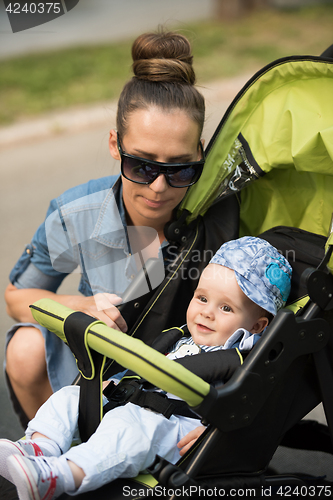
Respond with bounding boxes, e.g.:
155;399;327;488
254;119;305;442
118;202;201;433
177;426;206;456
5;284;127;332
70;293;128;332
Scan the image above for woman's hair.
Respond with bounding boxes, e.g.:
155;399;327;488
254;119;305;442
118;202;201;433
117;30;205;140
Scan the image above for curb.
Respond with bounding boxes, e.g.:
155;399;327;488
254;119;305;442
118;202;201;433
0;100;117;149
0;73;253;149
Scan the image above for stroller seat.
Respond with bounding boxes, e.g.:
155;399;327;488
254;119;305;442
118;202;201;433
29;231;333;497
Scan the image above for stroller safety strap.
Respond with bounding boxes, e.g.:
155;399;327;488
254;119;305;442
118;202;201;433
103;377;197;419
325;215;333;274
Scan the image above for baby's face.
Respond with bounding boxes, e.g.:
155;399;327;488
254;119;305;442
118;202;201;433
186;264;266;347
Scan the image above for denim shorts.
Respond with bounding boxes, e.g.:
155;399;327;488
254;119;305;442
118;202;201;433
4;322;79;393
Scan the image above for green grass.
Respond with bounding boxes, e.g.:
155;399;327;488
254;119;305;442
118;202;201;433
1;4;333;125
0;42;132;124
187;4;333;81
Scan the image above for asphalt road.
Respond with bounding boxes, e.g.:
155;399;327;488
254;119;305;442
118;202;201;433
0;0;214;59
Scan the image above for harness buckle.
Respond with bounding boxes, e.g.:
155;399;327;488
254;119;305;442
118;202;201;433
104;378;142;404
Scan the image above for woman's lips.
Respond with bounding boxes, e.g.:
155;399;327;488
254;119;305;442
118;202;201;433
143;198;167;208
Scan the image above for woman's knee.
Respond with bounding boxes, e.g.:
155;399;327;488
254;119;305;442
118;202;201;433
6;326;46;383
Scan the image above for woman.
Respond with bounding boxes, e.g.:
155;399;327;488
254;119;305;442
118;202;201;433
4;30;208;425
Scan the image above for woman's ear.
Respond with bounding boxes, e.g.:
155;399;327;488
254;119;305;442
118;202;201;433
250;316;269;334
109;129;120;160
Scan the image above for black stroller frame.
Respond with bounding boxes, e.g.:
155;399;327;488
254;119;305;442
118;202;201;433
29;230;333;500
148;244;333;499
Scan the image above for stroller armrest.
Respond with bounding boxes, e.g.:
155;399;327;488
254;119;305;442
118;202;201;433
30;298;212;408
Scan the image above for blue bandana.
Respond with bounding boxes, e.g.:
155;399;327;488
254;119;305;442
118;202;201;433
210;236;292;315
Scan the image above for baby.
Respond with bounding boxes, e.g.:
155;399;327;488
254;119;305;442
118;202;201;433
0;236;292;499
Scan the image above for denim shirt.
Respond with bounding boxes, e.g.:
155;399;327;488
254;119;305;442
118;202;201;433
10;175;166;300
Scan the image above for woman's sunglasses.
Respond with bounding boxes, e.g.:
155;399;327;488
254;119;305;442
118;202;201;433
117;133;205;188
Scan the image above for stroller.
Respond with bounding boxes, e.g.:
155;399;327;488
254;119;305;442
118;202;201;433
4;45;333;499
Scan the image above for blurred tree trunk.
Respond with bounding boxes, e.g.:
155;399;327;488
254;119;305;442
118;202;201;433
214;0;268;19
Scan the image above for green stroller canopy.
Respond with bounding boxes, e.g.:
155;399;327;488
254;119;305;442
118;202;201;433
181;57;333;241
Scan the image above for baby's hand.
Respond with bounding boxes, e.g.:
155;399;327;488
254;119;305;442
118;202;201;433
177;426;206;456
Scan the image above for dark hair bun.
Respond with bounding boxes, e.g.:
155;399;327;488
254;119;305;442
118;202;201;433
132;31;196;84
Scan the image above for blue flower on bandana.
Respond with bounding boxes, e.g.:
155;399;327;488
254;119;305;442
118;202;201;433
265;261;291;303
